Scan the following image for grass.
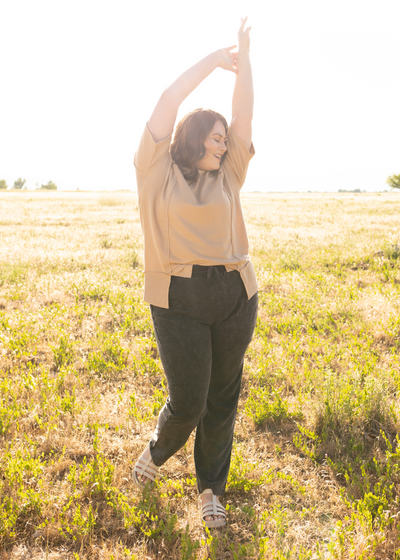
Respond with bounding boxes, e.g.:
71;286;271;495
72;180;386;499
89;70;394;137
1;190;400;559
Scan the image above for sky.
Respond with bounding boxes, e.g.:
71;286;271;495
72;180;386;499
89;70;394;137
1;0;399;193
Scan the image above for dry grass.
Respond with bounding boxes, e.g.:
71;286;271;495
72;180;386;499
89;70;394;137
1;190;400;559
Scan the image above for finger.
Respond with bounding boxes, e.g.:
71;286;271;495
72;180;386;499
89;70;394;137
240;16;248;30
226;44;237;51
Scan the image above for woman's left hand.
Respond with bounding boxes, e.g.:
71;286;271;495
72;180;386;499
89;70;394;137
216;46;238;73
238;17;251;51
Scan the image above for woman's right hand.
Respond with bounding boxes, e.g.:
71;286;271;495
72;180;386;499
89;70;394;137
216;46;238;74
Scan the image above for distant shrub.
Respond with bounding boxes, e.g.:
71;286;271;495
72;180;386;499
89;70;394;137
13;178;26;189
386;173;400;190
0;180;7;190
40;181;57;190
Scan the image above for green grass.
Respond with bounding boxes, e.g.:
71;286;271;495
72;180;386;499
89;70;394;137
1;190;400;559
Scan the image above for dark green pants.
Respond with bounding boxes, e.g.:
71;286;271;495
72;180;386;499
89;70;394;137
149;265;258;496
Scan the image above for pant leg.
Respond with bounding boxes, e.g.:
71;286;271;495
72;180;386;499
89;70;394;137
148;268;258;495
148;273;214;466
194;273;258;496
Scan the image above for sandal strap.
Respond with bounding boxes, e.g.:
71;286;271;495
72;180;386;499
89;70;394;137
201;502;226;516
133;453;159;482
200;493;226;520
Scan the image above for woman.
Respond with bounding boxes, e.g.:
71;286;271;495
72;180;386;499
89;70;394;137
133;18;258;528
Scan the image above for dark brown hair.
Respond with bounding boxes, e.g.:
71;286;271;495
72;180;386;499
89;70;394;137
170;108;228;182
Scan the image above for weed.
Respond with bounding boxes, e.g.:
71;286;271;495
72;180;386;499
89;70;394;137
180;525;200;560
382;242;400;261
314;369;397;461
87;333;129;378
0;262;29;286
245;387;298;426
101;237;113;249
99;197;123;206
51;334;75;370
293;425;321;462
228;445;261;492
280;250;302;271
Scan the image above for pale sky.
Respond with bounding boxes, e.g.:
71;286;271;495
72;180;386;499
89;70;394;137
1;0;399;193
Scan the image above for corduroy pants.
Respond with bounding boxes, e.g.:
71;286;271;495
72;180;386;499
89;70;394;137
149;265;258;496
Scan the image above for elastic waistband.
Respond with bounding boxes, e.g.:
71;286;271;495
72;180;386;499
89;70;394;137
192;265;227;274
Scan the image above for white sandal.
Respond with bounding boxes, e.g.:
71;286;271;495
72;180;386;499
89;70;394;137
132;446;159;490
199;489;227;528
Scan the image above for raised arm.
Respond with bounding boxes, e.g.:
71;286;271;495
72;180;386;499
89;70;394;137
148;49;238;143
230;18;253;150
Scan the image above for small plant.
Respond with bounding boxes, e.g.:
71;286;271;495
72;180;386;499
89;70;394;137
382;241;400;261
0;262;29;286
74;283;110;302
99;197;121;206
79;453;114;497
279;249;302;271
87;333;129;378
204;526;220;560
150;384;167;416
58;387;81;416
228;445;261;492
128;393;152;423
51;335;75;370
314;370;397;461
130;249;140;268
180;525;200;560
271;504;289;549
59;501;97;544
293;425;321;462
100;237;113;249
245;387;296;426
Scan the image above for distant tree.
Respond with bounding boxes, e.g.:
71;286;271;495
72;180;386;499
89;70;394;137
386;173;400;190
40;181;57;190
0;179;7;189
13;178;26;189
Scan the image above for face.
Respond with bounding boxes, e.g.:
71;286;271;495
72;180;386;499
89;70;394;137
195;120;227;171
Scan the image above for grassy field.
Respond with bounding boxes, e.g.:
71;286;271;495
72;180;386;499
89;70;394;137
1;190;400;560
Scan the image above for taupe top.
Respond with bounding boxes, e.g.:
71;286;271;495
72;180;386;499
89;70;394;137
134;124;258;309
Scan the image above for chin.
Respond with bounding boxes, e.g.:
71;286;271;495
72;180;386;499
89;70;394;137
199;165;218;172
